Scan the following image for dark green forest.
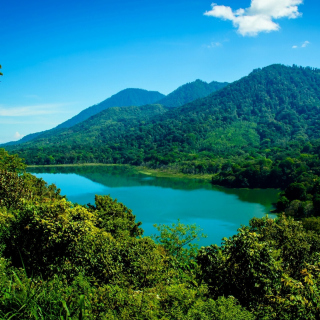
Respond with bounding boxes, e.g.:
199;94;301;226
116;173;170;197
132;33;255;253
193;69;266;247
157;79;228;108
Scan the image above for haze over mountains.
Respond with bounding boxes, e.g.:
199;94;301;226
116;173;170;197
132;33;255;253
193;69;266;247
2;79;228;147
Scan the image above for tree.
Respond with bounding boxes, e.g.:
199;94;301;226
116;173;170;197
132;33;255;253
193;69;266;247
0;65;2;76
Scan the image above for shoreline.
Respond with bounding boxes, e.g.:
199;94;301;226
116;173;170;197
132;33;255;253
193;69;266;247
27;163;213;181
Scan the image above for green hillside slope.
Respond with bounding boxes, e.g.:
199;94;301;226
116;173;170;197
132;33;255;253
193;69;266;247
11;65;320;176
157;79;228;108
55;88;165;130
29;104;168;146
1;88;165;147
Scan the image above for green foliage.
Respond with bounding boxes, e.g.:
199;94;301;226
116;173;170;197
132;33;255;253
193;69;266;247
88;195;143;238
302;216;320;234
0;196;166;288
198;215;320;319
198;225;282;308
0;151;257;319
202;122;260;152
6;122;320;318
152;220;206;269
0;148;25;172
187;296;255;320
0;148;63;209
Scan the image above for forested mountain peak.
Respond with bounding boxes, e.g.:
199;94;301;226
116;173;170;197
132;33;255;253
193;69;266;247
0;88;165;147
10;64;320;168
156;78;228;108
55;88;165;130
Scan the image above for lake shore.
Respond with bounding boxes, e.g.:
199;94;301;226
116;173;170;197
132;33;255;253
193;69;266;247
27;163;213;181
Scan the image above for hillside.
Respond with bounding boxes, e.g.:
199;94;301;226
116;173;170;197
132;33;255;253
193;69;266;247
27;104;168;147
3;79;228;148
157;79;228;108
0;131;45;146
1;88;165;147
55;88;165;130
11;64;320;168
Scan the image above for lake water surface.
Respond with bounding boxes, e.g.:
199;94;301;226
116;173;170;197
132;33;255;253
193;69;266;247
27;165;278;246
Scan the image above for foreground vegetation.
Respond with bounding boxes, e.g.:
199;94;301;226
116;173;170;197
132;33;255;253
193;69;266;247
2;149;320;319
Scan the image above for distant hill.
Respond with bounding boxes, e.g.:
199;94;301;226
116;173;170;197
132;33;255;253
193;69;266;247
10;64;320;167
1;79;227;147
157;79;228;108
28;104;168;147
1;88;165;147
55;88;165;130
0;131;44;147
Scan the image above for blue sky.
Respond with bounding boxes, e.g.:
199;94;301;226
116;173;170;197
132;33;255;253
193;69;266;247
1;0;319;143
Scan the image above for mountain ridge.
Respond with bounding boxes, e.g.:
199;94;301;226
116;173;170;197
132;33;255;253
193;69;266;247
0;88;165;147
2;79;228;147
157;79;228;108
10;64;320;167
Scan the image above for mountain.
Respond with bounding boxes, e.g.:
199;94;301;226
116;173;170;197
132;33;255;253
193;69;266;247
27;104;168;147
157;79;228;108
0;88;165;147
55;88;165;130
10;64;320;167
2;77;228;148
0;131;45;146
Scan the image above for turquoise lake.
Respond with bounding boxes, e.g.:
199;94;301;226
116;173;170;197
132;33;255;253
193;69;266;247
27;165;279;246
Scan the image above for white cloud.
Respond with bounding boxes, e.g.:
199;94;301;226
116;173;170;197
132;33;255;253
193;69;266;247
292;40;310;49
204;0;303;36
301;40;310;47
206;41;223;48
14;132;24;140
0;103;72;117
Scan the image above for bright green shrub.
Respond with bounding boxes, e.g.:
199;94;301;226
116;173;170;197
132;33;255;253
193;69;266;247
197;216;320;319
88;194;143;238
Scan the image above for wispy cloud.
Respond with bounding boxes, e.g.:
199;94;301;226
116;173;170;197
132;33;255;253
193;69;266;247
24;94;41;100
13;132;24;140
301;40;310;47
204;0;303;37
0;103;72;117
292;40;310;49
205;41;223;48
0;119;60;125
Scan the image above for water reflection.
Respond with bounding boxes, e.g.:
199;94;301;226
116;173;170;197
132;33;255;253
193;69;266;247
28;165;279;246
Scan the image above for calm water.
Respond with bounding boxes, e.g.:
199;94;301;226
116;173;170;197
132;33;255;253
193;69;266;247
27;165;279;246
